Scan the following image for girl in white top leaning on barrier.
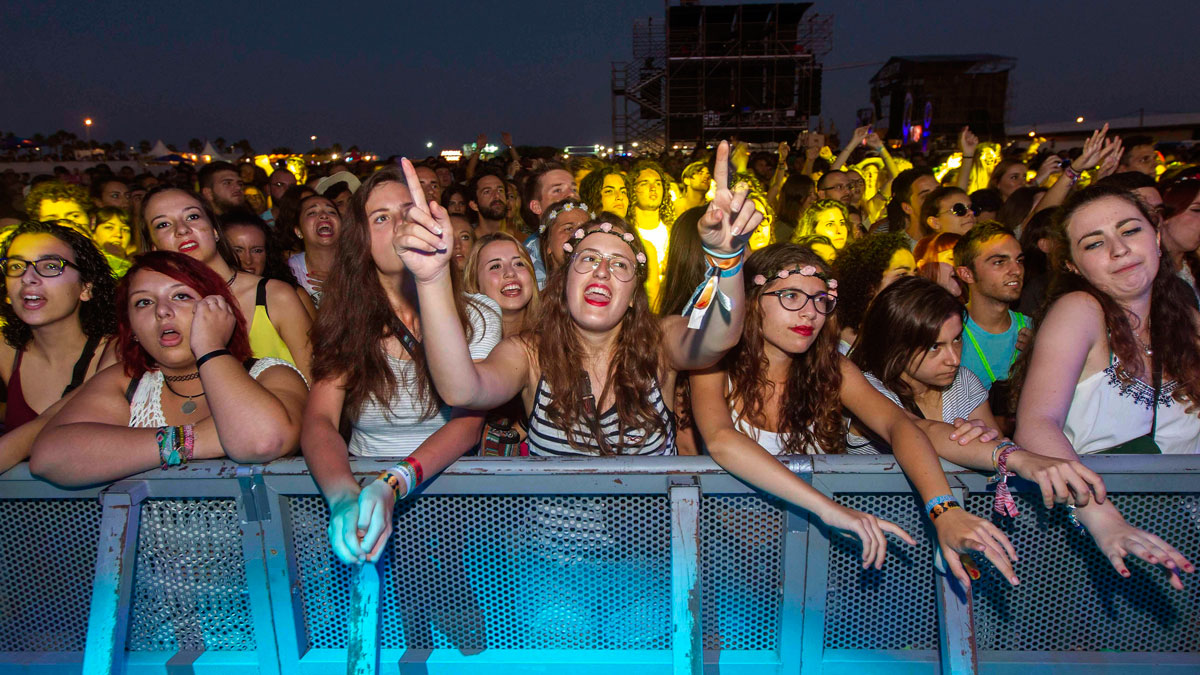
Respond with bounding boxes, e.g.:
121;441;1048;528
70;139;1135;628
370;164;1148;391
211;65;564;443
30;251;308;487
1012;184;1197;589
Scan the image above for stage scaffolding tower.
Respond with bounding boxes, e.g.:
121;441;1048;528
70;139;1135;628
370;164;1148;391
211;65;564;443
613;1;832;153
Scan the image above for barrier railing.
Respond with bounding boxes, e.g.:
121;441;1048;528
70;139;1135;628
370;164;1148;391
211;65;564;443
1;455;1198;675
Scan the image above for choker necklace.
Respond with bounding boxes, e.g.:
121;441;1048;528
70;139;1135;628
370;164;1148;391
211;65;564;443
226;269;238;287
163;375;204;414
164;371;200;382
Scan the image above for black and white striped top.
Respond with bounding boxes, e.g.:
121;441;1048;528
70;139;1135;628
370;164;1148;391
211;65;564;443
526;377;676;456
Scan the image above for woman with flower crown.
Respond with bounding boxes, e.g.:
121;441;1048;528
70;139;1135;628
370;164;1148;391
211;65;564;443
688;242;1032;585
380;142;757;462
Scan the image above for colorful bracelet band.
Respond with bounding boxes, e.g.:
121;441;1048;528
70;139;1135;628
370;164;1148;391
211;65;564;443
924;494;956;516
683;247;746;330
929;501;962;521
992;445;1020;517
1065;504;1087;533
403;457;425;486
991;440;1016;472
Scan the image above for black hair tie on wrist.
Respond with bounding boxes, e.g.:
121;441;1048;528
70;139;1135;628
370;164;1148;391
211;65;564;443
195;348;233;370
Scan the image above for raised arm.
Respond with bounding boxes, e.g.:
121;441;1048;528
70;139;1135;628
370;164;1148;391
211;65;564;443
1032;125;1112;220
956;127;978;192
841;358;1018;588
465;133;485;181
392;158;529;409
691;367;913;569
662;141;764;371
831;126;868;171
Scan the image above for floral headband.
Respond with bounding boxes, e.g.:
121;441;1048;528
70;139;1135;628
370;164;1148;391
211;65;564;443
562;222;649;277
540;201;594;235
753;265;838;295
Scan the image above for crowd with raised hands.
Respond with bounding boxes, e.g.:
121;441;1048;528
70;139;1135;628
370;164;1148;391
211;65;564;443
0;122;1198;591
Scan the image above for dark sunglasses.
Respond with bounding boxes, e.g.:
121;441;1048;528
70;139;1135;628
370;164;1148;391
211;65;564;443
940;202;980;218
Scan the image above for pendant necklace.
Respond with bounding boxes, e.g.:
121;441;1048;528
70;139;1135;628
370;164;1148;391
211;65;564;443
163;372;204;414
226;269;238;287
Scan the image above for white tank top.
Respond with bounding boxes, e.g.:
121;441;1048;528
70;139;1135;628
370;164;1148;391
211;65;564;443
1064;357;1200;455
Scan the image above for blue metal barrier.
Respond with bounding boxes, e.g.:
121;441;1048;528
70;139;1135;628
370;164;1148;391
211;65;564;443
1;455;1198;675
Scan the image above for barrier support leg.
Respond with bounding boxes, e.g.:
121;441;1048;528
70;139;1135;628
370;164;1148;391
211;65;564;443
347;559;382;675
936;486;978;675
82;480;148;675
670;476;703;675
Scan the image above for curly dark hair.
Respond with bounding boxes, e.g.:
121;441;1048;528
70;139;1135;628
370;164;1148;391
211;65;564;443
579;165;632;220
832;231;912;336
720;243;844;454
629;160;676;227
0;221;118;350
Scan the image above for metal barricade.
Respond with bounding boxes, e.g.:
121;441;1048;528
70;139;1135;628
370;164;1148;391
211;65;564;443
0;455;1197;675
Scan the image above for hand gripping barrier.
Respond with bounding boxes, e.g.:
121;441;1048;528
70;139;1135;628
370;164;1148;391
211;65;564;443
1;454;1198;674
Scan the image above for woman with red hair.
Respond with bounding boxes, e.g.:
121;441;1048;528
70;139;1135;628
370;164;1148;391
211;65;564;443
30;251;308;487
914;231;965;300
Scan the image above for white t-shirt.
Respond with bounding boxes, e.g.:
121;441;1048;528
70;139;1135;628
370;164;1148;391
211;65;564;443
347;294;502;457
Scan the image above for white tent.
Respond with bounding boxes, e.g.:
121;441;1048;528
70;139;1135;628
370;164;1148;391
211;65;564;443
200;141;228;162
148;140;173;158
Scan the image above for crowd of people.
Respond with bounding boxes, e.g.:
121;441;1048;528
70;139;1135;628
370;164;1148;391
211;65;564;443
0;123;1198;592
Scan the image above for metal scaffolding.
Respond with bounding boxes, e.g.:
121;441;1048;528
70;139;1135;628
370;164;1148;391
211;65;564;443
613;2;833;151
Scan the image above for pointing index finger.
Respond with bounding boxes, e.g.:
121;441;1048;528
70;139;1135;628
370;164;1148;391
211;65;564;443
713;141;730;193
399;157;429;215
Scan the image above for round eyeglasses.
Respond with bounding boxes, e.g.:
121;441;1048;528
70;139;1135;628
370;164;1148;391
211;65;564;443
572;249;636;282
1;256;79;279
940;202;980;218
762;289;837;315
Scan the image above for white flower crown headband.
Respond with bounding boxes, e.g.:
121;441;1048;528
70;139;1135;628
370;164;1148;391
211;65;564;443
539;202;595;235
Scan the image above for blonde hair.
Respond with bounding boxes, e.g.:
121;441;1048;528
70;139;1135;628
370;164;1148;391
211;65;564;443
463;231;541;334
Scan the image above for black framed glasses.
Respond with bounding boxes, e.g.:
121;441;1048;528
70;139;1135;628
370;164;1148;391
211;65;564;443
762;289;837;315
940;202;980;217
1;256;79;279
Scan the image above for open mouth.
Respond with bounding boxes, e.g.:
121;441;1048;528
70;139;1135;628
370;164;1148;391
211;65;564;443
20;294;46;311
584;283;612;307
316;222;335;237
159;327;183;347
178;240;199;253
500;282;523;298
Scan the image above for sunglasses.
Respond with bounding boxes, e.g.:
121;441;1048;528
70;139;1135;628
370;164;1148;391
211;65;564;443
940;202;980;218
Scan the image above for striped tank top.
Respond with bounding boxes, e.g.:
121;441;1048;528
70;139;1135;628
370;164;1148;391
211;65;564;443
526;376;676;456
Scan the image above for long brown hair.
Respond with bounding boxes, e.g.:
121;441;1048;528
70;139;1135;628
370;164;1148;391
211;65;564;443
723;243;844;454
311;167;478;421
850;275;965;414
1010;185;1200;408
528;216;666;454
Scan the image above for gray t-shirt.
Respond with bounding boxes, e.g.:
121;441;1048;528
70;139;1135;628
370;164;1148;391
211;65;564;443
845;369;988;454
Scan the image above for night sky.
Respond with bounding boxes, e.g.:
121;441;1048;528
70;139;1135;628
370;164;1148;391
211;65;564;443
3;0;1196;156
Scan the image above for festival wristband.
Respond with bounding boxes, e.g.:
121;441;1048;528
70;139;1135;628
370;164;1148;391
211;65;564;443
403;457;425;485
924;494;956;515
991;440;1016;472
195;348;233;370
991;445;1020;517
928;501;962;521
683;246;746;329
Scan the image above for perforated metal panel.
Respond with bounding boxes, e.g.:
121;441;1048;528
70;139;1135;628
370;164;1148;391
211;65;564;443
824;492;938;650
0;499;102;652
289;493;672;652
126;499;255;651
699;494;785;650
969;492;1200;652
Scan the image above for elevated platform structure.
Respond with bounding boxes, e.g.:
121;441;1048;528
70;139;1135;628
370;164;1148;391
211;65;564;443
613;2;831;152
